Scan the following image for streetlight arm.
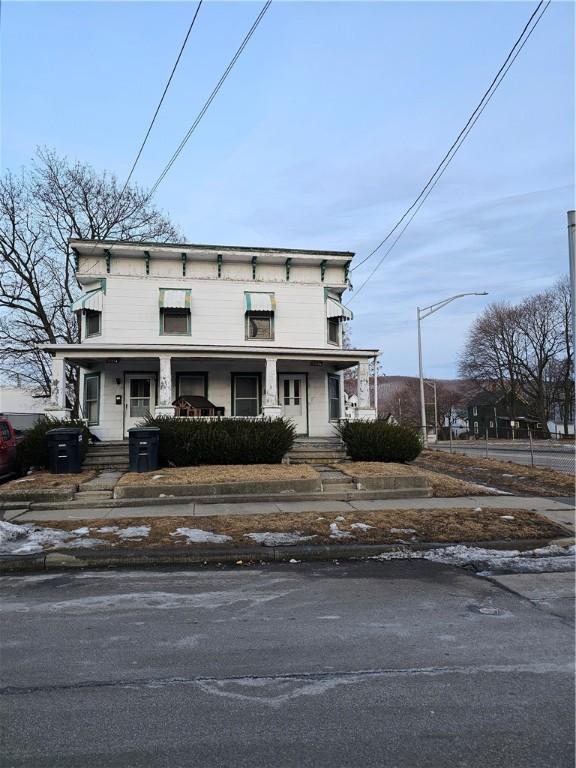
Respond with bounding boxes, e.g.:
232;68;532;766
418;292;488;320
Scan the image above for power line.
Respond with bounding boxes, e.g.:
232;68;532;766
350;0;550;280
119;0;203;198
350;0;551;302
148;0;272;197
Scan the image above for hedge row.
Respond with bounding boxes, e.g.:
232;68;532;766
142;416;296;466
16;417;91;471
336;420;422;463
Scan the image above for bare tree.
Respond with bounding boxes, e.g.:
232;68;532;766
0;148;181;402
458;302;523;416
395;378;460;432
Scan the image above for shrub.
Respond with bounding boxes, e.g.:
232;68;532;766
141;416;296;466
17;417;90;471
336;420;422;463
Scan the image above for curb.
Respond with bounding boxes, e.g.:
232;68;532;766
0;536;573;574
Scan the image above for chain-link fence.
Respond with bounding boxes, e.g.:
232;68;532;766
433;431;575;475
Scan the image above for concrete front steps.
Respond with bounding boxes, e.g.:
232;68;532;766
73;471;123;502
287;438;348;464
83;441;129;472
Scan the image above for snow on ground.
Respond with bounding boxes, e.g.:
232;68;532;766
373;544;575;575
115;526;151;541
390;527;416;534
0;520;105;554
351;523;375;531
475;485;513;495
172;528;232;544
245;532;317;547
329;522;352;539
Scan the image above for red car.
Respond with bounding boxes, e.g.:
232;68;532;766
0;417;19;482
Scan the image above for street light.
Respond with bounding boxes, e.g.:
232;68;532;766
417;292;488;447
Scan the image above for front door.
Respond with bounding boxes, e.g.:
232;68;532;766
279;374;307;435
124;375;156;436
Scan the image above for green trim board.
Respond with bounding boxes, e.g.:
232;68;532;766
217;254;222;278
144;250;150;275
181;252;187;276
104;249;111;273
158;288;192;308
251;255;257;280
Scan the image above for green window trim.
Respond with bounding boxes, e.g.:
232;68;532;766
83;373;101;426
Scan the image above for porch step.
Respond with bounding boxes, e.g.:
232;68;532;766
83;442;129;472
289;452;347;464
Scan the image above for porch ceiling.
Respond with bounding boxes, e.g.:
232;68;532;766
41;343;379;369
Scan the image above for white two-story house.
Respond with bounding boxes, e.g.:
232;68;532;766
43;239;378;441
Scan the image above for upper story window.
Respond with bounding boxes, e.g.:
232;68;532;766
245;293;275;341
159;289;191;336
84;310;101;337
325;295;352;347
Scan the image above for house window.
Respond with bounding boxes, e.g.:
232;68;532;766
473;421;479;435
327;318;340;345
328;375;341;420
472;406;478;416
84;310;101;337
84;374;100;425
232;374;260;417
246;313;273;340
177;374;207;398
161;308;190;335
489;421;494;428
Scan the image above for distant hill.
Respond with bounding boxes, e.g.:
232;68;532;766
345;375;478;407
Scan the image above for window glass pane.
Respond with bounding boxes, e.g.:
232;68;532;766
179;376;205;396
328;376;340;420
235;399;259;417
235;376;257;398
0;423;10;440
283;380;290;398
328;318;339;343
293;380;300;399
85;376;98;400
130;379;150;398
87;401;98;423
85;311;101;336
163;309;189;334
130;400;150;418
247;314;272;339
328;377;339;398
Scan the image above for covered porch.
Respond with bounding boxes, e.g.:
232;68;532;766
43;344;379;441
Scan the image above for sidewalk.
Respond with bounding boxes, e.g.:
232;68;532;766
7;495;575;529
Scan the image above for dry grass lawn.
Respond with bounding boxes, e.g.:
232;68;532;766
0;471;96;493
32;507;567;550
416;451;574;497
117;464;319;487
334;462;496;498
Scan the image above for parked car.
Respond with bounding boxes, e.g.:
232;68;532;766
0;416;19;482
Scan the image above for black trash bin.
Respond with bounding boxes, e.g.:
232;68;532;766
47;428;84;474
128;427;160;473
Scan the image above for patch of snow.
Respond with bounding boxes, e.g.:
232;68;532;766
245;532;317;547
334;516;346;523
71;527;90;536
172;528;232;544
0;520;106;554
473;507;483;512
289;558;300;564
372;543;575;576
329;522;352;539
476;484;512;495
351;523;375;531
316;517;325;521
500;515;515;521
97;526;119;534
390;527;416;534
0;521;29;545
116;526;151;541
501;474;515;477
152;475;165;481
13;477;33;484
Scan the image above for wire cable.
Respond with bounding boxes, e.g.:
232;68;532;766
351;0;549;275
148;0;272;197
350;0;551;301
119;0;203;198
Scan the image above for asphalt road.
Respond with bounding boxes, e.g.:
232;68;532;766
1;562;574;768
433;443;575;474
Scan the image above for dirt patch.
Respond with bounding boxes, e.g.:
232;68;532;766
415;451;574;497
24;508;567;550
117;464;319;487
334;462;496;498
0;471;96;493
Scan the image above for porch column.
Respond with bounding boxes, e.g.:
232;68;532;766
45;355;72;420
155;355;175;417
262;357;282;419
356;360;376;421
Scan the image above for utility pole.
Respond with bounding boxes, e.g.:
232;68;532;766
568;210;575;338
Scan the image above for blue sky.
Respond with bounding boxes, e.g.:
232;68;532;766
2;1;574;378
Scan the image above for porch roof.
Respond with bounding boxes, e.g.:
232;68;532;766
41;343;379;368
